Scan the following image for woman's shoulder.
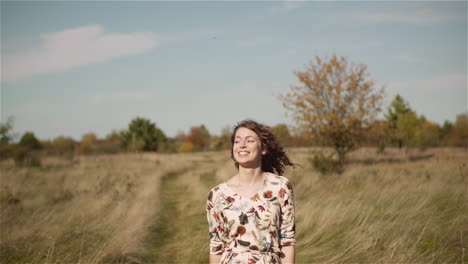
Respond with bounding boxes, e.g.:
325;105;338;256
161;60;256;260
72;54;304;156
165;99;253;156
266;172;293;187
207;183;226;201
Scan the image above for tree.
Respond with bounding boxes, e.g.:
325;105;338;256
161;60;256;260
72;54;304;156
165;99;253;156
412;120;440;150
49;136;76;157
280;55;384;168
366;120;391;153
395;111;421;149
77;132;98;155
0;116;15;144
440;120;453;145
19;132;42;150
186;125;211;151
120;117;167;152
385;95;414;148
449;113;468;147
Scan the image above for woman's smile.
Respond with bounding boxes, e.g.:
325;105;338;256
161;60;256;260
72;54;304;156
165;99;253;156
233;127;265;166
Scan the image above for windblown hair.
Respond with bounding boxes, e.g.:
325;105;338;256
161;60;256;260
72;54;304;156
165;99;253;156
230;120;294;176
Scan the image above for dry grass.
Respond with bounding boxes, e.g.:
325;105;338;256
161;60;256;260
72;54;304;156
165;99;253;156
1;153;193;263
1;148;466;263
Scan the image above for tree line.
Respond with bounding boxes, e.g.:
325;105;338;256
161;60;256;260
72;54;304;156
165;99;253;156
0;55;466;169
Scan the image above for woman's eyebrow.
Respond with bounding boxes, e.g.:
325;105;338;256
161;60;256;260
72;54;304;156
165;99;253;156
235;135;255;139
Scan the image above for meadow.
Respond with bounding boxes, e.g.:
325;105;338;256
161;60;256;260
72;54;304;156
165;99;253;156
1;147;466;263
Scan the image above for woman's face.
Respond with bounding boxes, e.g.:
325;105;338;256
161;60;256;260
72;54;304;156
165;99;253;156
232;127;266;168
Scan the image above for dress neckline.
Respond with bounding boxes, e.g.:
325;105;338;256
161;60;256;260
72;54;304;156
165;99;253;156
222;172;269;200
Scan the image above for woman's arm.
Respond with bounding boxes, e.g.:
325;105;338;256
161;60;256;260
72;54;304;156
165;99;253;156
281;245;295;264
209;254;222;264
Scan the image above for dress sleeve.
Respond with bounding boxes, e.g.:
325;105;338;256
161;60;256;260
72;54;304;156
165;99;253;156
206;189;225;255
280;179;296;247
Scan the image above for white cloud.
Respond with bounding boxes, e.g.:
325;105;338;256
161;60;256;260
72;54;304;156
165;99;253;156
2;25;158;82
354;8;464;25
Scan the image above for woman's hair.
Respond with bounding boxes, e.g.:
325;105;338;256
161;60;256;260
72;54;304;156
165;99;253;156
230;120;294;175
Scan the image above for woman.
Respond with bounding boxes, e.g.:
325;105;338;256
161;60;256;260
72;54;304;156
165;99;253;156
206;120;296;264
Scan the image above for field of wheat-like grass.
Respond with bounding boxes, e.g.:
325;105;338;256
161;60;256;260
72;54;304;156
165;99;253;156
1;148;466;263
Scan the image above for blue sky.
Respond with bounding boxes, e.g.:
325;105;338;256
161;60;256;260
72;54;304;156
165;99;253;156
1;1;466;141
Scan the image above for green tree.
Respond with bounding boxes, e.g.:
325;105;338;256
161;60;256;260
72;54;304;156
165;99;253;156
413;120;440;150
280;55;384;169
396;111;421;149
440;120;453;145
0;116;15;144
98;130;123;154
385;94;413;148
19;131;42;150
120;117;167;152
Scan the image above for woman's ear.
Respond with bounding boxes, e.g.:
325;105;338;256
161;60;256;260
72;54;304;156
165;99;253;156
262;150;267;155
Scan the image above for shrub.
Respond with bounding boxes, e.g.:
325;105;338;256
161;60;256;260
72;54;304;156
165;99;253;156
0;143;15;161
13;148;41;167
309;151;343;175
178;142;194;153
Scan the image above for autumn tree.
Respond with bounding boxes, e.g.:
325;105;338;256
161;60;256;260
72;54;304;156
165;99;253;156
280;55;384;168
366;120;391;153
186;125;211;151
45;136;76;158
120;117;167;152
77;132;98;155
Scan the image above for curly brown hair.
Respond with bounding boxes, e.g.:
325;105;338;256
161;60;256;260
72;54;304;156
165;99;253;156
230;120;294;176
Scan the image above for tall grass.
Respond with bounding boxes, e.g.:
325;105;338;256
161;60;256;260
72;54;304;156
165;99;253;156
1;148;466;263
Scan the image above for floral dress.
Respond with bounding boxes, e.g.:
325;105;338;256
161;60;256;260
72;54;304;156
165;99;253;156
206;172;295;264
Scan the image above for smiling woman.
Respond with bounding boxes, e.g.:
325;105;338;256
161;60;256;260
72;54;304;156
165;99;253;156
206;120;296;264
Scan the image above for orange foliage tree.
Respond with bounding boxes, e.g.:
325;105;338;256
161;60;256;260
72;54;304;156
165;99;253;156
186;125;210;151
280;55;384;166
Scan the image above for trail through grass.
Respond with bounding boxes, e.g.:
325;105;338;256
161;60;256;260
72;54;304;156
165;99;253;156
141;159;220;263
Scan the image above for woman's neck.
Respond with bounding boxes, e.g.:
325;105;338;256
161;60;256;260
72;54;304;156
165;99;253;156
236;167;264;186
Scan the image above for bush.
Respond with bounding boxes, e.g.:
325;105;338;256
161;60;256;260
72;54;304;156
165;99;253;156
178;142;194;153
13;148;41;167
310;151;343;175
0;144;15;161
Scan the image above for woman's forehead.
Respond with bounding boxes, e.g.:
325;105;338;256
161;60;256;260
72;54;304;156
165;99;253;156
235;127;259;138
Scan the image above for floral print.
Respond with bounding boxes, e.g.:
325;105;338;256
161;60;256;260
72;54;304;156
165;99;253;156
206;173;295;264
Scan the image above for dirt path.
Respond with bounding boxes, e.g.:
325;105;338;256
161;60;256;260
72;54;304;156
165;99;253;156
141;158;220;263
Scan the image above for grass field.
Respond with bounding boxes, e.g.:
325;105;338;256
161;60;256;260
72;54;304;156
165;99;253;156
1;148;466;263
